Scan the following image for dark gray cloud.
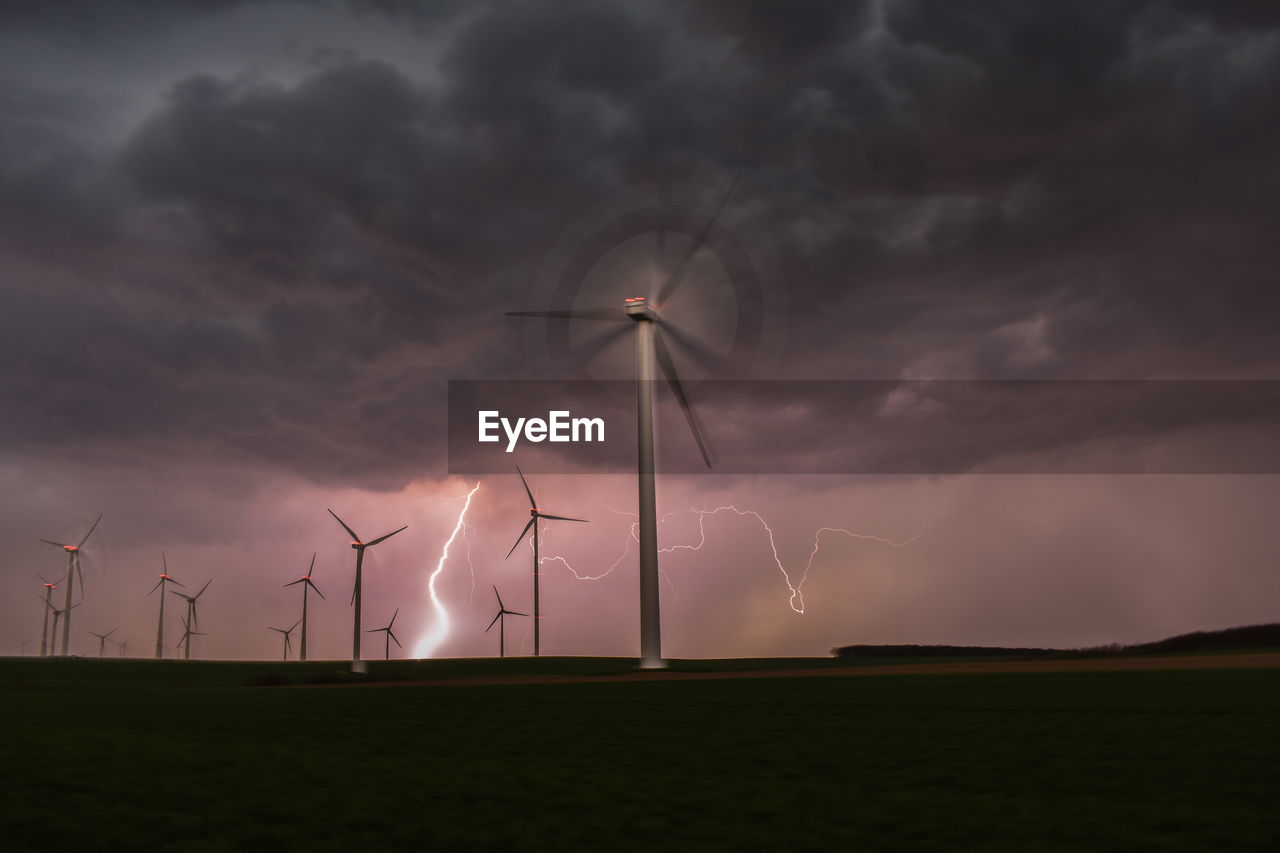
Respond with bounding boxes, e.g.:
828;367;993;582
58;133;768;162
1;0;1277;491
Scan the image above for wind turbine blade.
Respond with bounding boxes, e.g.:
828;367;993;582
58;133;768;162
389;609;398;629
147;579;162;596
656;173;739;306
493;584;504;610
39;538;66;548
308;579;325;599
366;627;383;633
365;525;407;547
169;577;186;588
290;617;302;633
194;579;212;600
571;323;632;369
308;552;316;575
536;513;588;523
515;465;536;508
653;327;713;468
505;518;536;560
284;578;306;588
350;579;358;607
486;612;501;632
162;551;167;573
654;179;669;294
505;308;627;322
389;631;401;648
658;317;731;376
506;610;529;618
327;509;360;542
77;513;103;548
76;560;85;601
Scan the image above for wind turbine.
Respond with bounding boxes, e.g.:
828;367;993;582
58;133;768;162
49;603;80;653
266;618;302;662
116;638;131;658
326;509;406;671
504;466;587;656
485;585;528;658
37;574;61;657
505;177;733;667
170;579;212;661
148;552;184;660
177;614;205;658
87;628;117;658
283;553;324;662
365;609;401;661
39;513;103;655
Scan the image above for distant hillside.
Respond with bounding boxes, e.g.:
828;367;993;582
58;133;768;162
832;623;1280;660
832;644;1053;659
1103;623;1280;656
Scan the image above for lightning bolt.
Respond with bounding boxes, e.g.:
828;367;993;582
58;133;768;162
541;500;924;614
412;482;480;658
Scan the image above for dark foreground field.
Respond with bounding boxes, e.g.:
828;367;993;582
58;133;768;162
2;656;1278;851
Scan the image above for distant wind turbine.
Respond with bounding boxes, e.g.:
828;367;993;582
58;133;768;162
39;513;103;655
283;553;324;662
37;574;61;657
148;552;184;660
504;466;587;656
267;618;302;661
485;585;528;658
366;609;401;661
171;579;212;661
505;177;734;667
327;509;406;671
117;638;131;658
177;614;205;657
87;628;117;658
49;603;80;653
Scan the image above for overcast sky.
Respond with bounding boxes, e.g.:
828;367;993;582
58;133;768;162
3;0;1279;661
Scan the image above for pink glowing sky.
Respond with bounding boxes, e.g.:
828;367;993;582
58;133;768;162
3;1;1280;659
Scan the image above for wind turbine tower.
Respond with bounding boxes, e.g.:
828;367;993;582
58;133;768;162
148;552;184;660
504;467;587;656
326;509;406;672
37;574;60;657
505;179;731;668
284;553;324;662
366;609;401;661
485;585;528;658
40;513;102;655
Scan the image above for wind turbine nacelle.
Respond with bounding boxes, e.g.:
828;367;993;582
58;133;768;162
64;545;78;552
624;297;656;320
351;541;364;549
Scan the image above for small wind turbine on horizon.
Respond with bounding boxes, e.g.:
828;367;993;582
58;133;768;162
177;614;205;658
49;603;79;653
37;574;61;657
87;627;117;658
366;609;401;661
506;177;734;668
39;513;103;656
116;638;131;658
267;618;302;661
504;466;587;657
283;553;324;662
327;509;406;672
171;579;212;661
485;585;527;658
148;552;184;660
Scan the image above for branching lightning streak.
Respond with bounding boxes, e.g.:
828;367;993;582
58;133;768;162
412;483;480;658
541;499;924;614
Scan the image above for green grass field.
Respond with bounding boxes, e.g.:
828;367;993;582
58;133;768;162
2;657;1278;851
